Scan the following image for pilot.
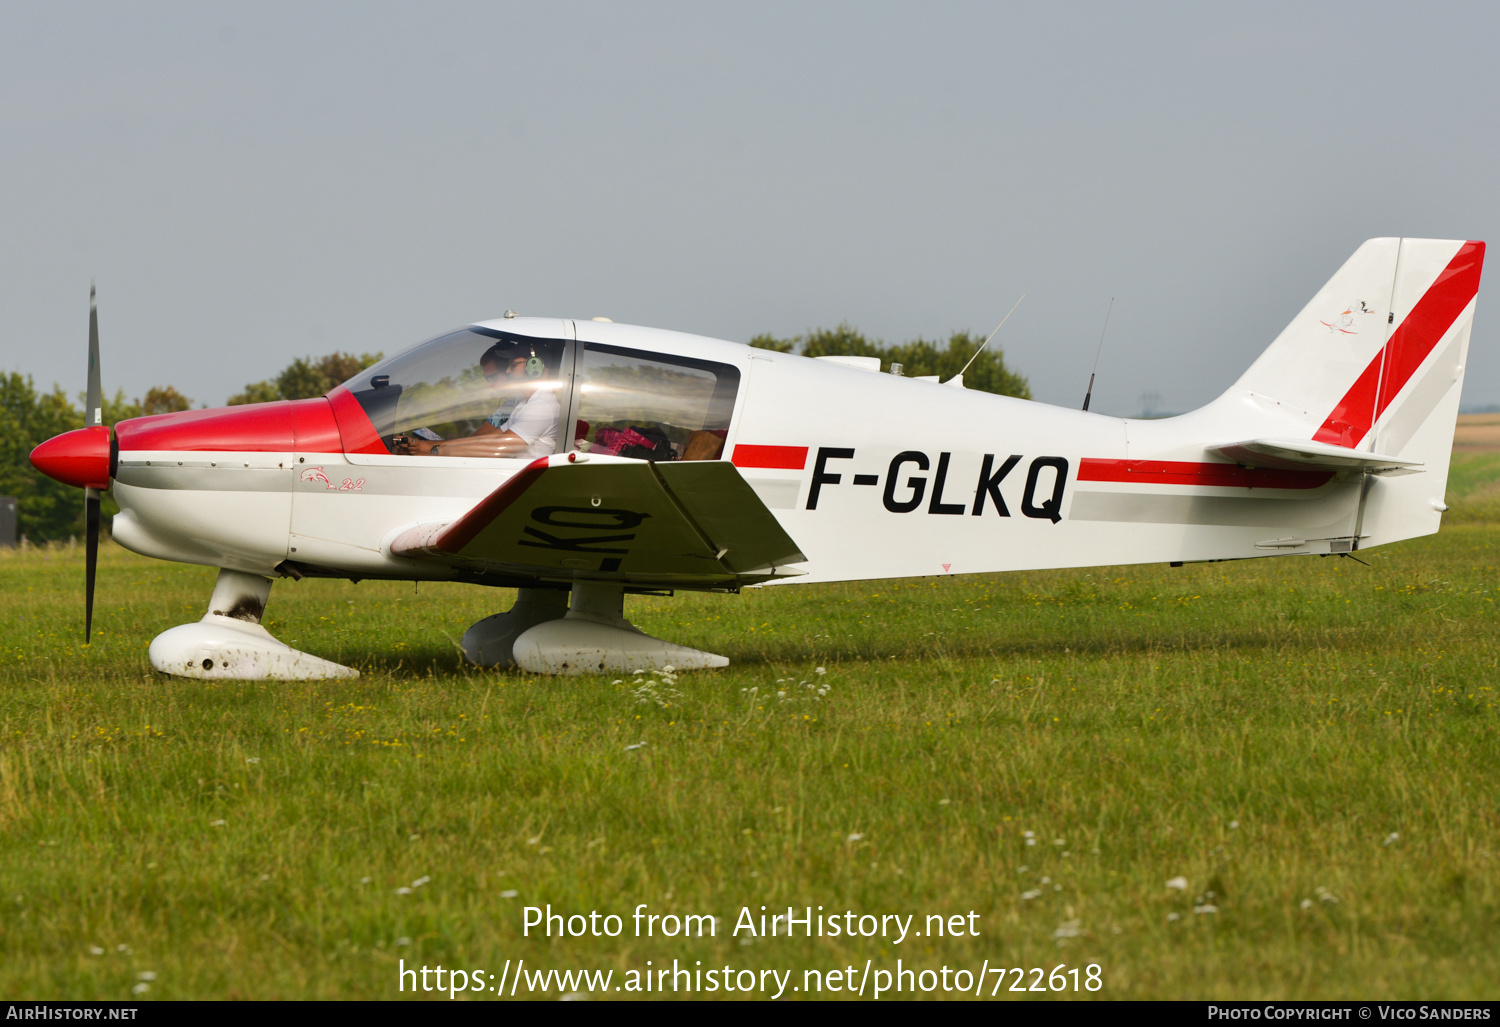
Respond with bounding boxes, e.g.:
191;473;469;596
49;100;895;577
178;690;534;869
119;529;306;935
404;340;560;459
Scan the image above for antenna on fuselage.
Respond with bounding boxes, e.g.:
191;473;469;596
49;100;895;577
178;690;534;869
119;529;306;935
957;293;1026;381
1081;296;1114;412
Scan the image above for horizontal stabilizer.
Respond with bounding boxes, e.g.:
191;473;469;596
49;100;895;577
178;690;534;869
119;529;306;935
1210;438;1423;475
390;454;806;587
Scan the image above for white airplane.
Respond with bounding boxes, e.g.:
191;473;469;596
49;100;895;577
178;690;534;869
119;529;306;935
29;238;1485;678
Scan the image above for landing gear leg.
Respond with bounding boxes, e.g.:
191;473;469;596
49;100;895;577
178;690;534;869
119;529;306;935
511;581;729;676
460;587;570;667
147;569;359;680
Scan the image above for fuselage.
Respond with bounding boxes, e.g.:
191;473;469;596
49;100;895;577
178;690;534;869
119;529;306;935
102;316;1366;590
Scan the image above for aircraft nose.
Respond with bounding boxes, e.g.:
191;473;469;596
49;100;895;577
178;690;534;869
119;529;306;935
30;426;113;489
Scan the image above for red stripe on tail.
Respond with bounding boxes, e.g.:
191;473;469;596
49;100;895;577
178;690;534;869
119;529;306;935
1314;241;1485;447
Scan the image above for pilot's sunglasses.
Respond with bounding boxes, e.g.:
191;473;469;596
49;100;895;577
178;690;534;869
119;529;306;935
483;360;527;382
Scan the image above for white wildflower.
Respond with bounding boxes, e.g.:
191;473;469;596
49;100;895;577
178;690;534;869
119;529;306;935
360;876;372;884
1229;820;1239;829
1194;904;1218;914
209;819;227;827
394;886;412;895
411;876;430;888
394;937;411;946
137;971;156;981
1166;912;1181;922
815;667;826;675
245;757;260;764
132;983;149;995
88;946;104;956
1300;898;1313;910
846;833;864;843
1020;889;1042;901
1166;876;1189;891
1052;919;1084;939
500;890;519;899
624;741;648;751
1383;831;1400;846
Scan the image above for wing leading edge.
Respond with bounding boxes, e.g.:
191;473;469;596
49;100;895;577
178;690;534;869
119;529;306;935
390;454;807;588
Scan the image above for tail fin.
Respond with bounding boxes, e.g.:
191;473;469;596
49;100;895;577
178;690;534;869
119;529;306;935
1216;237;1485;547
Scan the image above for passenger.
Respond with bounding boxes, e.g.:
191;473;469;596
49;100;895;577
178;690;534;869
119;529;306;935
403;341;560;459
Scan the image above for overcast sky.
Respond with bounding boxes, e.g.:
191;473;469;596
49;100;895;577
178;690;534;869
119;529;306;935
4;1;1499;415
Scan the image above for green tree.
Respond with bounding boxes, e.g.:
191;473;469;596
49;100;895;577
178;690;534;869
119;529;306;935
746;333;797;353
142;385;193;415
750;322;1030;399
228;351;382;405
0;373;85;541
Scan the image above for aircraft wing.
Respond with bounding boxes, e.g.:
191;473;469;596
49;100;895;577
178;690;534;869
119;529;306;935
389;454;807;588
1209;438;1424;475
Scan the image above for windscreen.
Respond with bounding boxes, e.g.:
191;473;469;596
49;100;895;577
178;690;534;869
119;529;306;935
342;327;567;455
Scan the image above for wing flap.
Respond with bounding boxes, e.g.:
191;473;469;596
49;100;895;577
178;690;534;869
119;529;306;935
654;460;805;573
390;454;806;586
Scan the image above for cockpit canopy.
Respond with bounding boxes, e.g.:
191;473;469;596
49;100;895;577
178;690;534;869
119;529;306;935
341;326;740;461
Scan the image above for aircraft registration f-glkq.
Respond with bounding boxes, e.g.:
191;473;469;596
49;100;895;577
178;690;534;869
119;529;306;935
29;238;1485;678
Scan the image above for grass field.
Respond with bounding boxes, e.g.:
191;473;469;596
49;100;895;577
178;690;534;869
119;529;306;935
1;447;1498;1000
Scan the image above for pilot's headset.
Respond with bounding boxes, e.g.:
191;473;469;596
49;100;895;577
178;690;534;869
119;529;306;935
524;344;545;379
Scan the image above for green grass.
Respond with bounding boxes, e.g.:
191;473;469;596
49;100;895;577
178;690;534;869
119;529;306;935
2;483;1499;1000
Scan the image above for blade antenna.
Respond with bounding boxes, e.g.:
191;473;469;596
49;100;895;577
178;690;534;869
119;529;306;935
1082;296;1114;412
84;282;103;642
958;293;1026;379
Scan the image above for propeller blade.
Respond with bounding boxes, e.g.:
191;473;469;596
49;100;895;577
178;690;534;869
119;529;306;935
84;283;104;643
86;282;103;428
85;488;100;643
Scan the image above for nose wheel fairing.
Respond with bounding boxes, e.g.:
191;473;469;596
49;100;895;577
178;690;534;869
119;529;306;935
148;569;358;680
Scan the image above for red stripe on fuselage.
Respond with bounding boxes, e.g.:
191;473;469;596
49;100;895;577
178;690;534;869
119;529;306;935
113;397;353;456
731;444;808;470
1078;458;1333;489
1313;241;1485;447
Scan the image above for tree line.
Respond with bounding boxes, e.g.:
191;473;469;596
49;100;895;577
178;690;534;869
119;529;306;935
748;323;1031;399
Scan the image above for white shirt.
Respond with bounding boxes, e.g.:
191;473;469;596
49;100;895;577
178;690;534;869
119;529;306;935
489;386;560;459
